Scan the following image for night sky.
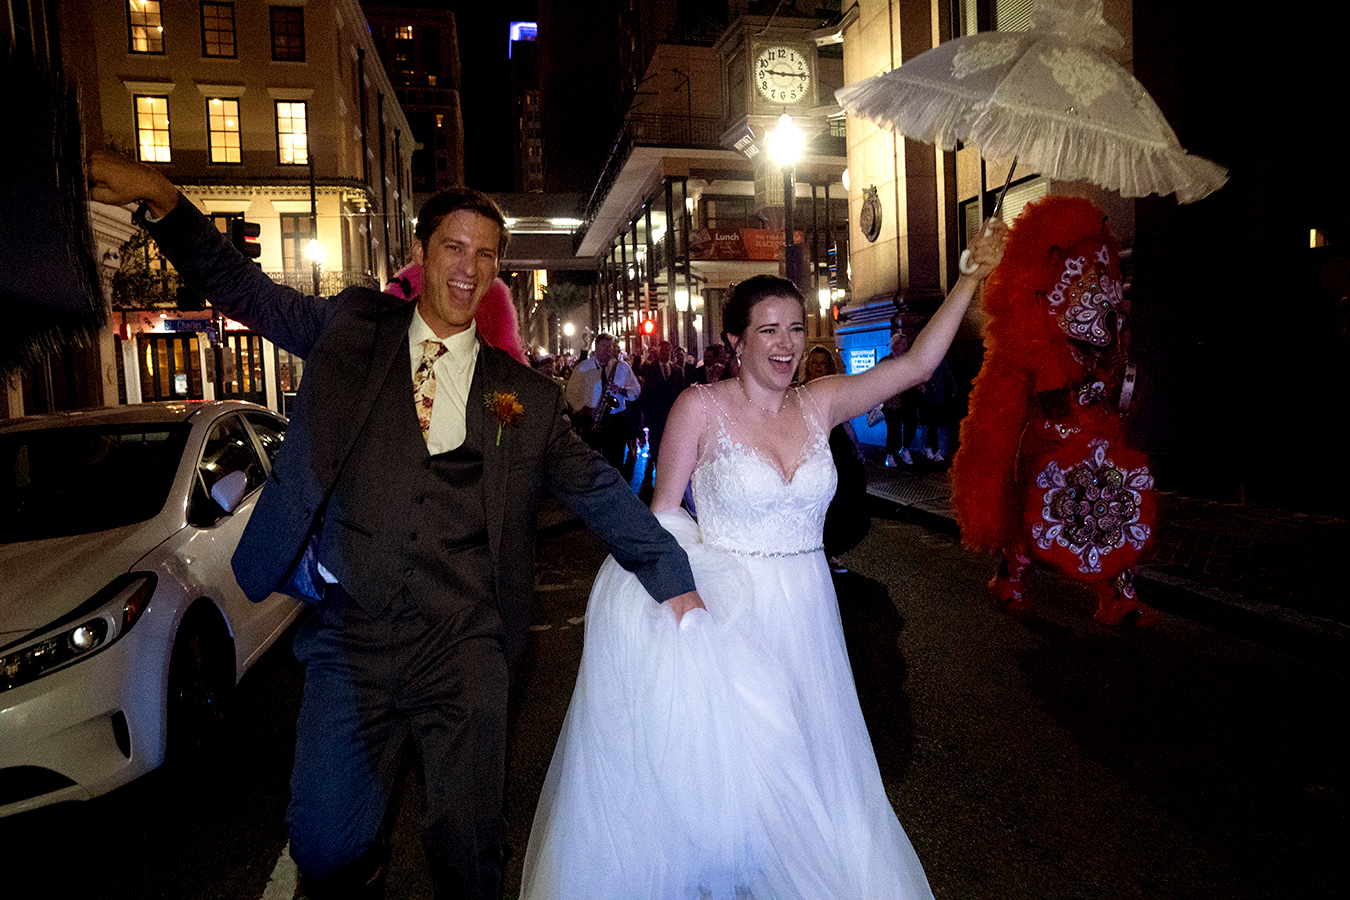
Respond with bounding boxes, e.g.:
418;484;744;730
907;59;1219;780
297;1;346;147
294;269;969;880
453;1;538;190
381;1;540;191
381;1;624;194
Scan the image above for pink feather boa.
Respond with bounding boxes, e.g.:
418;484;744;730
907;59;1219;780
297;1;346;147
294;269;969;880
384;263;528;364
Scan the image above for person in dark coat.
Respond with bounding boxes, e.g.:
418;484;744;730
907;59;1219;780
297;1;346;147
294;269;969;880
637;340;686;476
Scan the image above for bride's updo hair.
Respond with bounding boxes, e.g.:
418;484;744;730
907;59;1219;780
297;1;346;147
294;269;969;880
723;275;806;341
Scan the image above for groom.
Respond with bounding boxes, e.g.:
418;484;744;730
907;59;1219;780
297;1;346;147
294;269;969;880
88;152;702;899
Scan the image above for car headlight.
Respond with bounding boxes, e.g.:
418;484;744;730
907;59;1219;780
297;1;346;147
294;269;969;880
0;573;157;694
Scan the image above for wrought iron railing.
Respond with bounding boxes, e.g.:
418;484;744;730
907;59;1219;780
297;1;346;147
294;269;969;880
627;114;725;148
264;269;382;295
580;114;726;245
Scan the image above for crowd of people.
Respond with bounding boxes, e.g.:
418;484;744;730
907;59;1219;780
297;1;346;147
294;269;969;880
549;326;961;492
549;336;741;486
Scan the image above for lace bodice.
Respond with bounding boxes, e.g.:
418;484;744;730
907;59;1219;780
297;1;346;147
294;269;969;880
690;384;836;556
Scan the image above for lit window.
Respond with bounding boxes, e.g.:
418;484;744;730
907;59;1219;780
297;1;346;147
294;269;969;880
435;114;444;129
207;98;241;163
128;0;165;54
270;6;305;62
394;47;414;82
135;95;171;163
201;2;236;58
396;24;413;40
276;101;308;165
427;74;437;87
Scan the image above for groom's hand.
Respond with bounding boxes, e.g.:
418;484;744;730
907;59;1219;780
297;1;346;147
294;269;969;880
666;590;706;624
88;149;180;218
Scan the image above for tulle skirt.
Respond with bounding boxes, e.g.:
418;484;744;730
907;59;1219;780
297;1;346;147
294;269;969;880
519;510;934;900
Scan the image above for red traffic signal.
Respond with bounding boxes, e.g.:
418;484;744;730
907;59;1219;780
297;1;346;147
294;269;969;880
640;319;656;336
229;219;262;259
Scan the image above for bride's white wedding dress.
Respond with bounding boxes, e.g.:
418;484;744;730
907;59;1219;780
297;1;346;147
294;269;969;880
520;385;934;900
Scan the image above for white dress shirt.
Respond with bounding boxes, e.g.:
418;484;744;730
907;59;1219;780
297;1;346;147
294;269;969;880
408;310;480;455
565;356;641;415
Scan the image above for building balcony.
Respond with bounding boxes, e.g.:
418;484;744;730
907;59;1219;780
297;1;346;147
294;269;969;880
114;269;382;311
581;113;727;244
265;269;382;295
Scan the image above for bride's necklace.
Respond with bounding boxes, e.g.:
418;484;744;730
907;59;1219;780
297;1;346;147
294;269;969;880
738;375;788;415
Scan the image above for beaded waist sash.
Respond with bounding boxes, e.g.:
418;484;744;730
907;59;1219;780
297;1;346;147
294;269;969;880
705;543;824;558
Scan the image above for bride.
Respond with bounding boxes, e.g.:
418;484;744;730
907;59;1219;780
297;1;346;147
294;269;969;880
520;222;1007;900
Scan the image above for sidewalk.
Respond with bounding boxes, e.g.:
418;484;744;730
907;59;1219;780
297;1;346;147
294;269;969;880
862;456;1350;662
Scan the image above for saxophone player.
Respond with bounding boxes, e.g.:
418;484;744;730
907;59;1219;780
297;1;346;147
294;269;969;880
565;334;642;470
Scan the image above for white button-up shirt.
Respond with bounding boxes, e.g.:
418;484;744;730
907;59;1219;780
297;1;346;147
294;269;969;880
408;310;480;455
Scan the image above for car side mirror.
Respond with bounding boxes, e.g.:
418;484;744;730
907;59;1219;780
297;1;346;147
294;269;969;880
210;470;248;514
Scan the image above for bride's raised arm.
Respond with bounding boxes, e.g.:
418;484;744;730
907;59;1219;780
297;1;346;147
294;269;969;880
809;218;1007;428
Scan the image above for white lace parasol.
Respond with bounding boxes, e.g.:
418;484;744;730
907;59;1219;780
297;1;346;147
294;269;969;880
835;0;1227;204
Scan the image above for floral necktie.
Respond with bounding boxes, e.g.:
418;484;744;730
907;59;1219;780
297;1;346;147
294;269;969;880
413;339;449;442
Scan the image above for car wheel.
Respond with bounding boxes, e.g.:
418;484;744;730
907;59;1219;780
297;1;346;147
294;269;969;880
166;602;236;764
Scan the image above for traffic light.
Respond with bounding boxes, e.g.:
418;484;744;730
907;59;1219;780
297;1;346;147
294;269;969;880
229;219;262;260
640;318;656;337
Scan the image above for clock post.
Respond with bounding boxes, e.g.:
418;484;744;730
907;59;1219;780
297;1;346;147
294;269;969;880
768;113;806;293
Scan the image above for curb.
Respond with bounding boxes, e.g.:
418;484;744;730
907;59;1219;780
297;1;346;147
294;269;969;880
863;482;1350;668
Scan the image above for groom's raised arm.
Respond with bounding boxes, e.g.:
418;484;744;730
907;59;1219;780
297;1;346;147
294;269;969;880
88;150;332;358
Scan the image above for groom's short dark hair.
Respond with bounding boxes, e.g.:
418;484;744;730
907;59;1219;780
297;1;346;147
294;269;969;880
415;187;510;256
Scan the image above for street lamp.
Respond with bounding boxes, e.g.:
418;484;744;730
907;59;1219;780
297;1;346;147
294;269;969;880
767;113;805;290
305;238;325;295
308;152;320;295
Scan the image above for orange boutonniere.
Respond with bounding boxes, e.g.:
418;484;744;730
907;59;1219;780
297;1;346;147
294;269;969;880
484;391;524;445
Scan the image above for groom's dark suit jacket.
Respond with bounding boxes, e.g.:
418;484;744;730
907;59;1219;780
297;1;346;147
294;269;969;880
147;197;694;668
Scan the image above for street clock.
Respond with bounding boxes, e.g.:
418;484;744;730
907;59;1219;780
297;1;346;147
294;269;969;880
754;45;811;105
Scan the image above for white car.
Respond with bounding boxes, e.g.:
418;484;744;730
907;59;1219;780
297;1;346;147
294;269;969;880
0;400;304;816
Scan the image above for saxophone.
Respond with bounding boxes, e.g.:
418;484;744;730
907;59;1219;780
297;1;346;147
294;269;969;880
591;369;620;429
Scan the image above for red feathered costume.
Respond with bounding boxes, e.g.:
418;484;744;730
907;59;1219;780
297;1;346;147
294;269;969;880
951;195;1157;626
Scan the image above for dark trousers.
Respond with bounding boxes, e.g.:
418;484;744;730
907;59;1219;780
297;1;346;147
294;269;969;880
883;405;916;453
579;415;629;472
288;584;508;900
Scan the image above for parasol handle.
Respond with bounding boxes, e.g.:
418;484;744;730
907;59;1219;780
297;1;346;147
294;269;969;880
958;156;1019;275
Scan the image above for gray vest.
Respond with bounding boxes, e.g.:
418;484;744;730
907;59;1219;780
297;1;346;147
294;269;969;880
316;341;493;616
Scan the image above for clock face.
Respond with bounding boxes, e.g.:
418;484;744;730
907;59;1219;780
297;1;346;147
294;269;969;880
755;46;810;104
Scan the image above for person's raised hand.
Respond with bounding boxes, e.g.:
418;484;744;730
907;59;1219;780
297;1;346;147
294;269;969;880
961;217;1008;280
87;150;179;218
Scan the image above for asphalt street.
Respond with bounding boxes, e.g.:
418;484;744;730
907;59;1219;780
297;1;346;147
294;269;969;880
2;516;1343;899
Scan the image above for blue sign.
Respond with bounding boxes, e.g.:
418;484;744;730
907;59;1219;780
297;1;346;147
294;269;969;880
847;348;876;374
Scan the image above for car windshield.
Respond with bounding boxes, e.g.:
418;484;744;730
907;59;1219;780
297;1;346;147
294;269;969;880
0;423;192;543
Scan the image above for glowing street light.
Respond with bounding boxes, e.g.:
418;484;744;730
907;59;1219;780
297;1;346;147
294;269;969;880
305;239;324;295
766;112;804;167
